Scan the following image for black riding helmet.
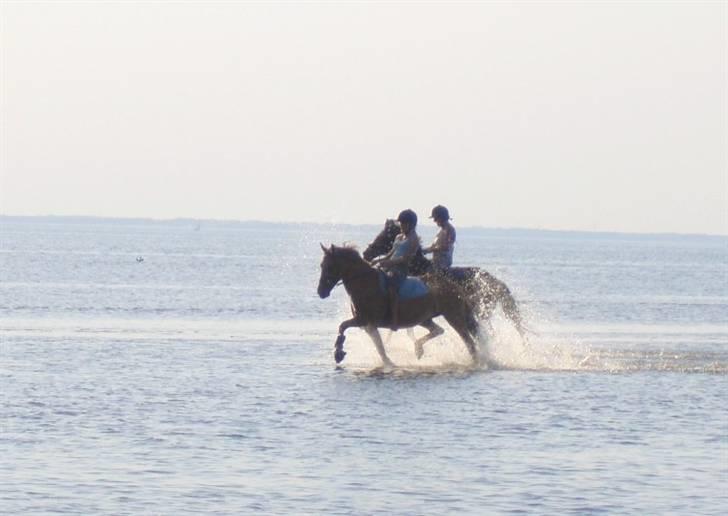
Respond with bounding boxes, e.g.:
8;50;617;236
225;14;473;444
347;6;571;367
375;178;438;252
397;209;418;227
430;205;451;221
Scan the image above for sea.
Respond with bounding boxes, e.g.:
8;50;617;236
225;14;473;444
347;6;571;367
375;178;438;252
1;216;726;515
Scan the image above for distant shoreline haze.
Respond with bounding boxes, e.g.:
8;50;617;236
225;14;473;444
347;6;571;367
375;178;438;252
0;215;725;241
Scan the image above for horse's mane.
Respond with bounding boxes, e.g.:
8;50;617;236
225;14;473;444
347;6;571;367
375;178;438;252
333;245;364;263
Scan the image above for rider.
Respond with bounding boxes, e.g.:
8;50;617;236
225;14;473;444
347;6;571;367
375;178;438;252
371;209;420;330
423;205;456;272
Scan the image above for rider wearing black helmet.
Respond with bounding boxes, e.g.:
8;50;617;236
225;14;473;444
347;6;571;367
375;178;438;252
423;205;456;272
370;209;421;330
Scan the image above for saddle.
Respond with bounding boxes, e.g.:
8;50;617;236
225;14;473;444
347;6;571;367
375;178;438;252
378;271;429;300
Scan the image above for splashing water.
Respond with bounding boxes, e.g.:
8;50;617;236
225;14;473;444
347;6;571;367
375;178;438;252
331;300;727;374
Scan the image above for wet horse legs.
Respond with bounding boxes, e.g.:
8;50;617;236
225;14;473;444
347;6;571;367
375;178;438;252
364;325;394;367
334;316;362;364
413;320;445;359
443;313;480;364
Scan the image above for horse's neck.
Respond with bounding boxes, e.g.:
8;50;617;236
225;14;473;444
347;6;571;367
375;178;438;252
371;235;396;258
341;261;376;285
412;250;432;274
376;230;398;256
341;262;380;301
386;231;398;252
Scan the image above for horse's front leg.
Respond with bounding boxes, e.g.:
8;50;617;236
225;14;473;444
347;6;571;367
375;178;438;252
338;317;360;335
414;319;445;359
334;317;361;364
364;325;394;368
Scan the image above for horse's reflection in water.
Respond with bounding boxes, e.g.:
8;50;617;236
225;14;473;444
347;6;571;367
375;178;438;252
318;244;480;367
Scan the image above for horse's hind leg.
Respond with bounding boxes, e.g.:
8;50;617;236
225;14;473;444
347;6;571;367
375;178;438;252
443;314;479;364
413;319;445;359
364;325;394;367
465;311;480;339
455;328;480;364
456;326;479;365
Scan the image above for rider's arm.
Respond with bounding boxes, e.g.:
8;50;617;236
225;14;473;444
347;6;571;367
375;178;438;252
387;235;419;266
371;245;395;265
424;230;449;253
379;235;418;267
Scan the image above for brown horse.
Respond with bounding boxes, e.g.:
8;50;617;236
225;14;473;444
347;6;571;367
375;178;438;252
317;244;481;367
363;219;526;337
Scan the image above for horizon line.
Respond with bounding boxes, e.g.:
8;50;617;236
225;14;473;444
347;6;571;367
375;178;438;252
1;213;725;239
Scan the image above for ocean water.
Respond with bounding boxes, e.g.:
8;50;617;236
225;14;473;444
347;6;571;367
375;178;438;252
1;217;726;514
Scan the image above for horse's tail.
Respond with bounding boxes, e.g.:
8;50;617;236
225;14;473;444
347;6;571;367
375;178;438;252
474;271;526;337
496;282;526;337
466;309;480;339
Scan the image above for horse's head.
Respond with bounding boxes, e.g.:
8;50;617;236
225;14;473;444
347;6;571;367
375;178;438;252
362;219;399;261
318;243;366;298
318;244;339;298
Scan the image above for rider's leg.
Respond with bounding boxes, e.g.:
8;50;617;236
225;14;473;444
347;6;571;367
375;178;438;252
389;285;399;331
386;270;404;331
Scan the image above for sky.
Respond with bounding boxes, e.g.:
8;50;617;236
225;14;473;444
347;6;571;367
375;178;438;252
1;1;726;234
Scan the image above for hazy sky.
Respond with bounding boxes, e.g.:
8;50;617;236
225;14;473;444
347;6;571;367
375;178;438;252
1;1;726;234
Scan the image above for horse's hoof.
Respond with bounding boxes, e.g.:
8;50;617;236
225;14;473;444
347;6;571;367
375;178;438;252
414;343;424;360
472;353;486;368
334;334;346;363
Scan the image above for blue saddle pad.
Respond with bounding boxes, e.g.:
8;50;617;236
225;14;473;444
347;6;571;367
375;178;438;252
378;272;429;300
399;277;429;299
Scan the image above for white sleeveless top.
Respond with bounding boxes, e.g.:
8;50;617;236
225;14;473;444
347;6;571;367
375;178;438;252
431;225;455;270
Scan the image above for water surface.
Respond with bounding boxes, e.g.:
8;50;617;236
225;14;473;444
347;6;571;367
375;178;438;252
1;218;726;514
